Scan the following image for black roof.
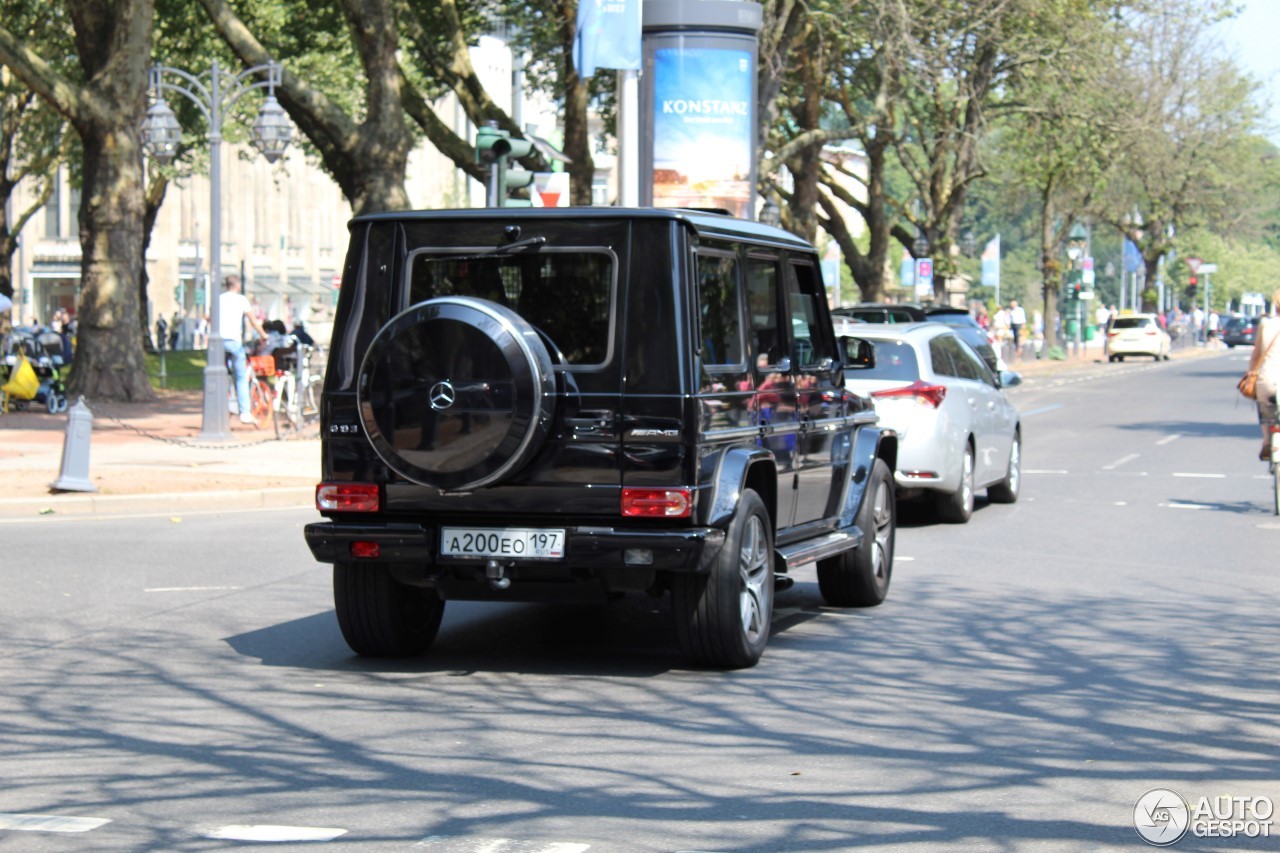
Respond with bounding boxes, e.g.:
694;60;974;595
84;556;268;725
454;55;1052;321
350;206;815;252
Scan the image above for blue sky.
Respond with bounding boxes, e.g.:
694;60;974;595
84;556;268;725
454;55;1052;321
1219;0;1279;140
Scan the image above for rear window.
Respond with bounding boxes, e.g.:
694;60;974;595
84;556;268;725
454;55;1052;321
862;339;920;381
407;249;613;366
1112;317;1153;330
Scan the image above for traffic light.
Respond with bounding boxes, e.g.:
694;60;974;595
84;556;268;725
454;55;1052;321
1186;274;1198;299
474;121;535;207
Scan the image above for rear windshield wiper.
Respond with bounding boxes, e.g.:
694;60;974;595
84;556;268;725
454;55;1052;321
422;237;548;265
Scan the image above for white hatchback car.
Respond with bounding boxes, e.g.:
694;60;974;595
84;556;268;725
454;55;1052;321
1106;313;1171;362
845;323;1022;523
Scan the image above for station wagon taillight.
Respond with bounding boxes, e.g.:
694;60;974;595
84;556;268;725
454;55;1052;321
621;488;692;518
316;482;381;512
871;380;947;409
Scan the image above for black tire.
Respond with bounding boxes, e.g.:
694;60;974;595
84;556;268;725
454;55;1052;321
333;563;445;657
358;297;556;491
1108;355;1117;363
935;443;975;523
818;458;895;607
673;489;774;669
988;430;1021;504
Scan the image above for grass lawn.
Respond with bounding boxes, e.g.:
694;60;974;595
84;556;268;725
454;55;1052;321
146;349;212;391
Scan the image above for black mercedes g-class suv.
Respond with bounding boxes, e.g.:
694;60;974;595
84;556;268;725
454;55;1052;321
305;207;897;668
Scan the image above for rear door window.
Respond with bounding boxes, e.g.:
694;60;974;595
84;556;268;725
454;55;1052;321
696;252;745;370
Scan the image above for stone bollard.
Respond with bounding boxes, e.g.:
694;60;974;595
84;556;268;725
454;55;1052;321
50;396;98;493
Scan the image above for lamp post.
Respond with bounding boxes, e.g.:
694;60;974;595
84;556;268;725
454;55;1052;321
141;59;292;440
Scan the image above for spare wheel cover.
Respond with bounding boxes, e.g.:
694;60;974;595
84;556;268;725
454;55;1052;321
357;296;555;491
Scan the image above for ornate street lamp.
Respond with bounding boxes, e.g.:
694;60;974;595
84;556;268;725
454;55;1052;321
141;59;292;440
758;199;781;227
960;231;977;257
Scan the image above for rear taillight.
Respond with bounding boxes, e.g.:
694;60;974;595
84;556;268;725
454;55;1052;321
1144;329;1158;336
621;488;692;518
871;380;947;409
316;482;381;512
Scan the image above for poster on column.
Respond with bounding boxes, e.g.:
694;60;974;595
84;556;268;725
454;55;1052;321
652;47;753;219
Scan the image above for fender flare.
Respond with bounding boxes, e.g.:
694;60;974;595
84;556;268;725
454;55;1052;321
703;446;777;529
836;425;897;529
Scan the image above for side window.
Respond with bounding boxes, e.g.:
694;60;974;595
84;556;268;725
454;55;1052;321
745;255;783;368
930;336;957;377
696;252;745;368
787;261;836;370
943;336;983;382
952;338;996;386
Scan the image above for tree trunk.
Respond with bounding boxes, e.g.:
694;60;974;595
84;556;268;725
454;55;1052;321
70;124;154;400
559;0;595;206
0;0;157;401
1040;192;1061;351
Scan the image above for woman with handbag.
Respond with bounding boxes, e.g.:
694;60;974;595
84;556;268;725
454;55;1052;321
1243;288;1280;459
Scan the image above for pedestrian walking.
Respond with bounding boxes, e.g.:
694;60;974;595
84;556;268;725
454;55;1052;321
219;274;268;425
1009;300;1027;358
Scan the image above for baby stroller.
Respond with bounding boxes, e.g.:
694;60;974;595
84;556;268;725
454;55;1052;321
1;327;69;414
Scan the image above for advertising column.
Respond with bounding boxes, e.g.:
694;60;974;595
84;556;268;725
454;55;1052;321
641;0;763;219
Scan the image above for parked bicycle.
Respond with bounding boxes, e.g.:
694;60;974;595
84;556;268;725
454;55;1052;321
268;337;324;438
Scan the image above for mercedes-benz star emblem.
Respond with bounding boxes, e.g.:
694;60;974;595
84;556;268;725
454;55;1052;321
428;380;457;411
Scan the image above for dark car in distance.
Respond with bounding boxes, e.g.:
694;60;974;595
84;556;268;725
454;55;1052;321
1222;316;1258;348
304;207;899;669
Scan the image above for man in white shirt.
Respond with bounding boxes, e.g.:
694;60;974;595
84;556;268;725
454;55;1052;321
219;274;268;424
1009;300;1027;357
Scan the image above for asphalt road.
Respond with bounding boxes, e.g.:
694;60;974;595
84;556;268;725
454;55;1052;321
1;350;1276;852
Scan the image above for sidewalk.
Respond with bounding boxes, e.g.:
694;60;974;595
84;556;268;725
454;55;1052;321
0;390;319;518
0;339;1228;519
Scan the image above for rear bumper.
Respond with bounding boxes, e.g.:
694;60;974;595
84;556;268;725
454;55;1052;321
304;519;726;575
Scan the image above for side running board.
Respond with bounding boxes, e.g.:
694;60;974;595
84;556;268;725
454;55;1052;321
775;527;862;574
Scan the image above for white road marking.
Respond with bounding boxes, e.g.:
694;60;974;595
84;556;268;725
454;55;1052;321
1162;502;1210;510
202;825;347;842
415;838;589;852
0;813;111;832
895;556;915;561
144;586;243;593
1172;472;1226;479
1102;453;1140;470
1025;469;1069;474
1156;433;1181;445
1020;404;1063;416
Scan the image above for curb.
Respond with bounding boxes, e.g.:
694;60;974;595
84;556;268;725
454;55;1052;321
0;486;314;520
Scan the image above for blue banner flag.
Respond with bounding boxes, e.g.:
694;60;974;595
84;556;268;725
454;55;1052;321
575;0;642;77
980;234;1000;289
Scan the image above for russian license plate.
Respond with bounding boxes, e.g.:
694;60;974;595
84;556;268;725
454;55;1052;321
440;527;566;560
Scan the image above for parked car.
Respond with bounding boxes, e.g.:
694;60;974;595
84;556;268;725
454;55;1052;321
922;305;1003;375
1222;316;1258;348
843;323;1021;523
304;207;899;669
1105;312;1171;361
834;303;927;324
833;303;1004;374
